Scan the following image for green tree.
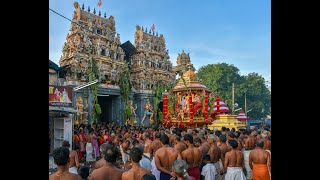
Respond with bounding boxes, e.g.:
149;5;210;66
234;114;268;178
241;73;271;119
197;63;243;109
196;64;271;119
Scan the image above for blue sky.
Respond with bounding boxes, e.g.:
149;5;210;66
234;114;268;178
49;0;271;84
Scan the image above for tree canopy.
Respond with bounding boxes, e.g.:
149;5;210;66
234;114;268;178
196;63;270;119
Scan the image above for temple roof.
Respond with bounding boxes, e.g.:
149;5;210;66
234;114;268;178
120;41;136;62
49;60;59;71
173;64;211;92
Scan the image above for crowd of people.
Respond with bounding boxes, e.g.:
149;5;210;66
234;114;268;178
49;122;271;180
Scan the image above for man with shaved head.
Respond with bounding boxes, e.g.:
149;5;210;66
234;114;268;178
249;139;271;180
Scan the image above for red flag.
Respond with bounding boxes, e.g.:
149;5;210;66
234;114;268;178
98;0;102;7
151;24;155;31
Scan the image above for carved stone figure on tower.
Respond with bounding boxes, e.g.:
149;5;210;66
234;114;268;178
105;45;110;57
96;39;102;55
134;25;142;44
62;42;69;58
110;64;117;82
120;52;125;61
113;50;118;60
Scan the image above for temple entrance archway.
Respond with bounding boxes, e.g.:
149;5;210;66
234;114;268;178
98;95;116;124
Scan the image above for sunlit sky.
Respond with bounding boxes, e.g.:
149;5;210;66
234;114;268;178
49;0;271;86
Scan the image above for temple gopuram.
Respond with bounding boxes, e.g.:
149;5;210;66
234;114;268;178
129;25;176;91
60;2;125;85
58;2;181;126
174;50;195;76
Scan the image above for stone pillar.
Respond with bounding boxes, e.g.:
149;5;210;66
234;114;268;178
113;95;123;125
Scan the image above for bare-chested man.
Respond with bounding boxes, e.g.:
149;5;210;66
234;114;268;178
122;147;149;180
143;132;153;159
218;134;228;176
215;130;222;146
155;133;181;180
170;128;177;146
195;137;209;156
181;134;202;180
95;143;108;169
151;131;163;179
243;130;255;180
200;136;211;154
120;140;131;164
235;131;244;151
124;129;130;140
165;129;174;146
49;147;82;180
112;134;121;147
227;131;242;151
249;139;271;180
62;140;80;175
89;145;124;180
173;135;187;154
224;140;246;180
261;131;271;151
207;134;221;180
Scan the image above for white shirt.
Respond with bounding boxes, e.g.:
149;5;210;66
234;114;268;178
201;163;217;180
139;156;152;171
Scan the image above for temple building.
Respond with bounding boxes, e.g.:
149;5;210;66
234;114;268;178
58;2;182;126
174;50;195;76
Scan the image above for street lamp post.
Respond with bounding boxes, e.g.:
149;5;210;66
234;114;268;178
246;109;252;127
232;83;235;114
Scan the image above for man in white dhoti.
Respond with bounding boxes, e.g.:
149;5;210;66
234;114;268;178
224;140;246;180
243;130;255;179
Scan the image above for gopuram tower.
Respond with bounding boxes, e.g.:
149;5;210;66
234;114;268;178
59;2;125;86
58;2;126;125
174;50;195;76
127;25;176;126
129;25;176;92
56;2;182;126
